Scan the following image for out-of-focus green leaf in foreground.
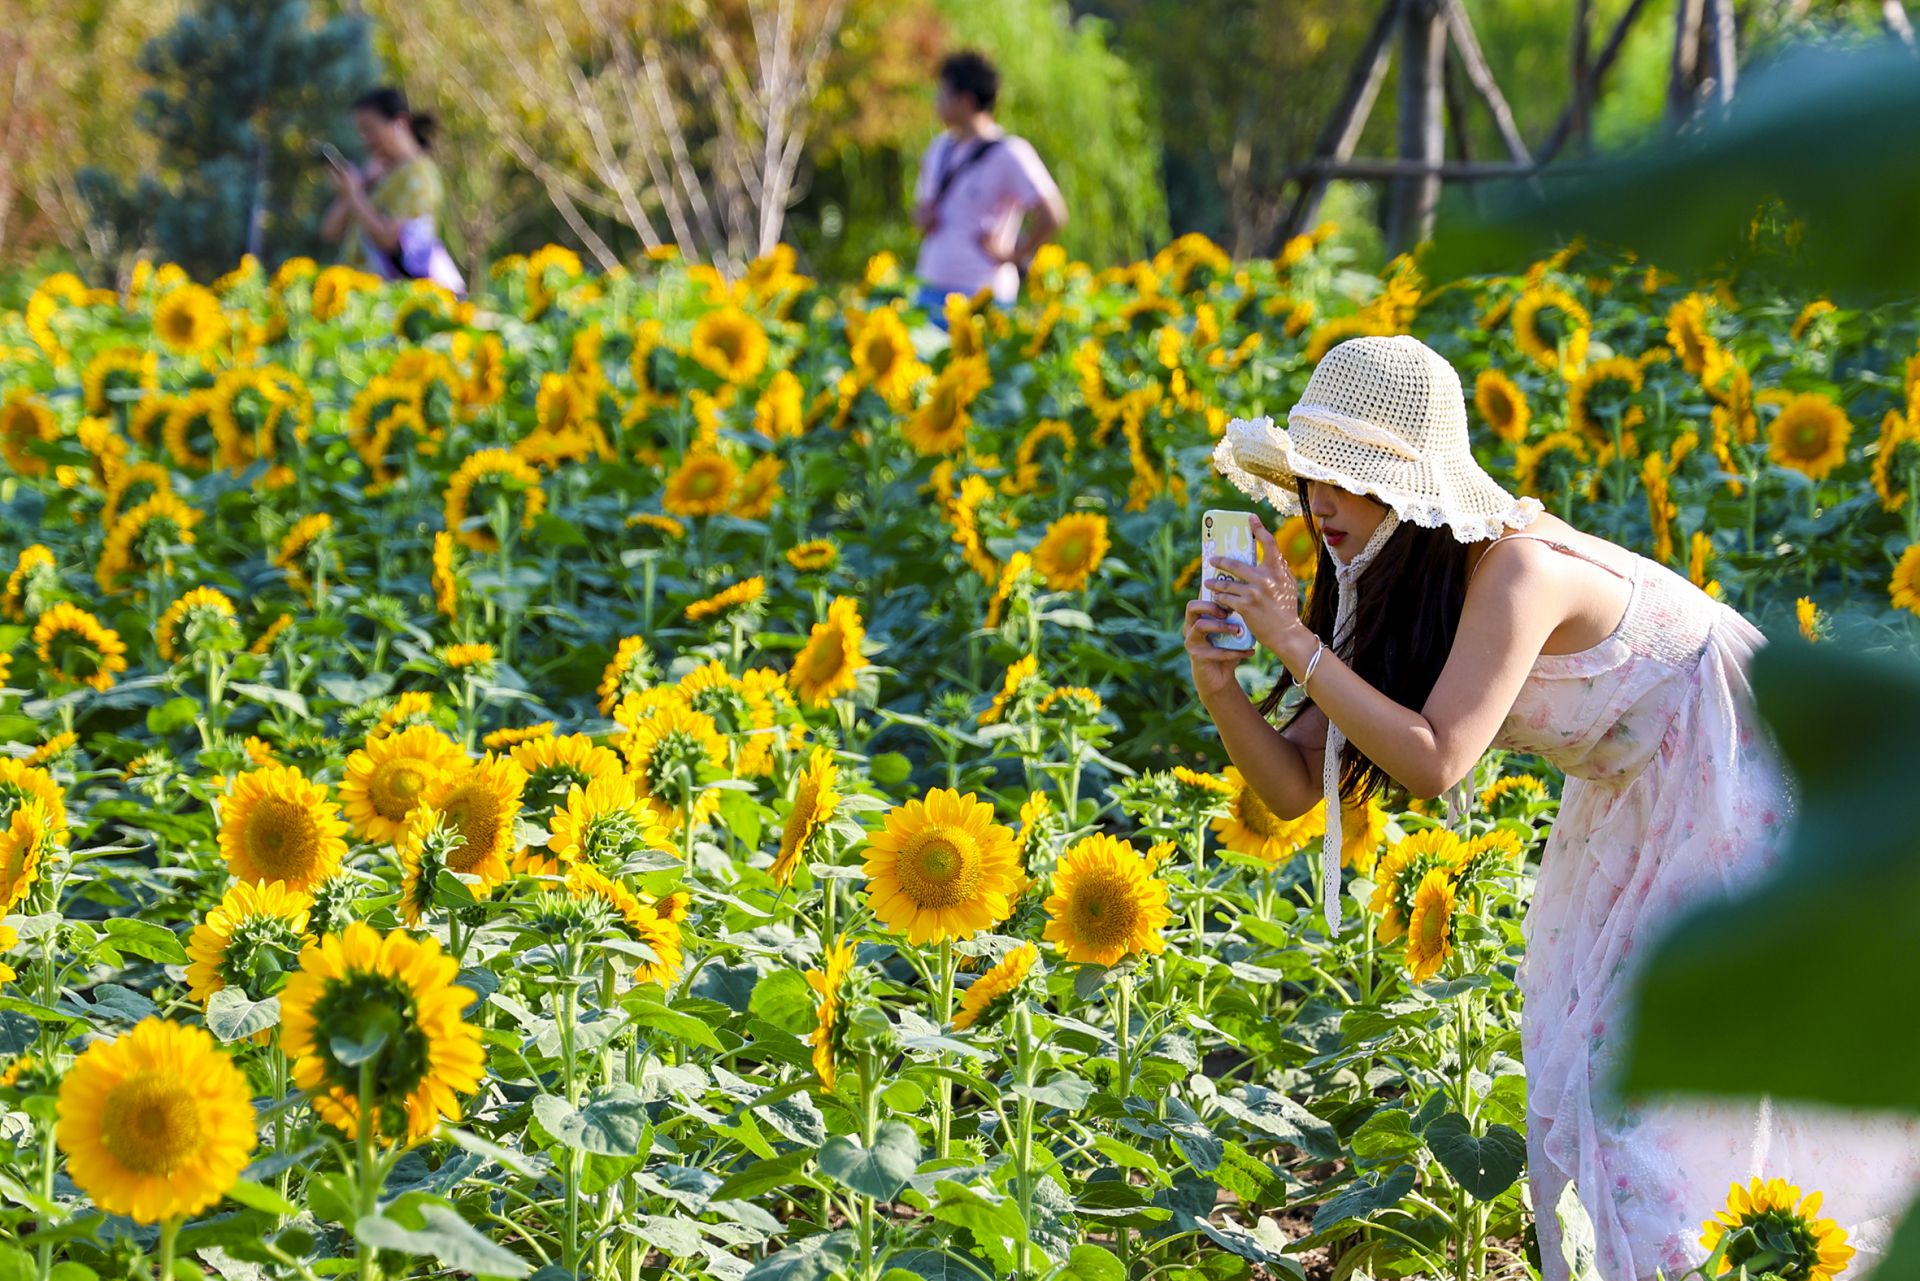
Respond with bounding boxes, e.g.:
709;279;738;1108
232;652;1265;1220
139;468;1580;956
1621;638;1920;1276
1428;42;1920;299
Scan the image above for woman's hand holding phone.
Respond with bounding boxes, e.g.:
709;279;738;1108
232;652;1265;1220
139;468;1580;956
1203;514;1319;675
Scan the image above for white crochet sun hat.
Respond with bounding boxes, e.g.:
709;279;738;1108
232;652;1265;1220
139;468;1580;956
1212;334;1542;542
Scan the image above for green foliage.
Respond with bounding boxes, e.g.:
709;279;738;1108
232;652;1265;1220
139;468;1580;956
79;0;381;278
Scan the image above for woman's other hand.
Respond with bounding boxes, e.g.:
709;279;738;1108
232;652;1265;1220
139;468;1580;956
1206;514;1318;672
1183;598;1251;701
326;162;366;199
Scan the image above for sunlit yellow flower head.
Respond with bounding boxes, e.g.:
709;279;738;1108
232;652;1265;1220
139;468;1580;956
1767;393;1851;481
620;702;729;831
2;545;56;623
82;347;159;418
272;513;335;597
806;934;858;1089
185;879;314;1012
155;586;239;662
1403;867;1458;982
545;773;671;878
419;754;526;897
1511;284;1590;374
979;654;1040;726
788;596;868;708
0;391;59;479
862;787;1023;944
953;942;1039;1031
565;863;685;986
690;307;769;384
55;1018;256;1223
1890;544;1920;617
730;454;784;521
849;305;926;406
217;763;349;892
785;539;839;573
904;358;992;456
1666;293;1723;377
1032;513;1110;591
1369;827;1466;944
153;284;227;356
663;450;740;518
1700;1178;1854;1281
1212;766;1324;865
444;449;547;552
1042;833;1172;966
33;602;128;692
685;576;767;624
0;794;58;917
770;747;839;887
280;922;485;1142
339;724;466;846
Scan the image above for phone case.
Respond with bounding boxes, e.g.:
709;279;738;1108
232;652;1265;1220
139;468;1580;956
1200;509;1257;650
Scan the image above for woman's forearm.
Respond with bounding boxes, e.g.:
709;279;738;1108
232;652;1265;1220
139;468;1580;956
320;197;349;244
1200;681;1323;819
1278;637;1457;798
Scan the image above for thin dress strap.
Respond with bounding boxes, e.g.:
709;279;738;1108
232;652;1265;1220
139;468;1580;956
1467;532;1634;589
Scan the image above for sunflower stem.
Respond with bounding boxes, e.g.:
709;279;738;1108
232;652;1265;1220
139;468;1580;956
934;937;955;1160
155;1215;179;1281
857;1051;880;1281
1114;972;1134;1099
560;953;583;1273
355;1057;380;1281
1012;1003;1040;1281
1188;814;1209;1009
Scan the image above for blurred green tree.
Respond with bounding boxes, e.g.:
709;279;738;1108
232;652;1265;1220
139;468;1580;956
79;0;381;279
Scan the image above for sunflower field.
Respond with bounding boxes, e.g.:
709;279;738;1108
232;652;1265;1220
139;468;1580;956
0;229;1915;1281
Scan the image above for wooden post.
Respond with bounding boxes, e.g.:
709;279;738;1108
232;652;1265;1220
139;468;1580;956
1705;0;1737;104
1569;0;1593;154
1442;48;1480;214
1668;0;1706;124
1387;0;1446;252
1536;0;1655;165
1282;0;1402;241
1436;0;1532;163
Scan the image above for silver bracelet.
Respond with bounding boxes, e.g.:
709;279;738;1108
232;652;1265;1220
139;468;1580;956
1301;640;1326;688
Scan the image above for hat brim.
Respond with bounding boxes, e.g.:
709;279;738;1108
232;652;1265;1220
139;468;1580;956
1212;414;1543;544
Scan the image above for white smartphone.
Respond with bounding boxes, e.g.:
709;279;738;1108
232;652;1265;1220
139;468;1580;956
1200;508;1258;651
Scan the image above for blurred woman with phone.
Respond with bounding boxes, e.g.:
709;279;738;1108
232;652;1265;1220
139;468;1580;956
319;86;465;296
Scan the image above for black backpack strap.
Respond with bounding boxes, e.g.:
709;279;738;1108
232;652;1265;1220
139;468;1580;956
930;136;1003;210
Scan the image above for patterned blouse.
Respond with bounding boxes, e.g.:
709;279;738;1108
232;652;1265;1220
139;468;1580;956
339;156;446;273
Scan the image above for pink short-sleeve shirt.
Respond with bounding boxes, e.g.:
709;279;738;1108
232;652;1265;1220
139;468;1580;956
914;130;1061;305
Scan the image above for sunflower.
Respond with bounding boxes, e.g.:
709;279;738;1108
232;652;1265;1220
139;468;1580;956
1567;357;1646;445
1479;774;1549;810
620;702;729;831
545;774;671;878
249;613;294;656
2;545;56;622
1510;284;1590;373
1032;513;1111;591
0;925;16;990
33;602;128;692
861;788;1022;943
985;551;1037;629
510;734;626;852
626;512;687;542
430;531;459;618
978;654;1040;727
849;306;926;405
444;449;547;552
1642;453;1678;565
1666;293;1722;377
1473;369;1530;444
662;451;740;518
1890;544;1920;616
55;1018;256;1223
153;284;227;355
690;307;769;384
1368;828;1466;944
953;942;1038;1031
564;863;684;986
272;513;334;596
805;934;859;1089
185;879;313;1010
770;747;840;887
96;491;202;594
100;461;174;530
0;390;58;476
482;723;554;751
395;807;469;925
785;539;839;573
1036;685;1102;719
1275;515;1320;583
280;922;485;1142
1042;833;1172;967
1871;412;1920;512
788;596;868;708
338;725;466;845
1212;766;1323;865
585;638;656;719
1700;1178;1855;1281
0;800;56;916
755;369;806;441
26;732;77;768
1768;393;1852;481
155;586;239;662
685;576;767;624
439;643;495;672
730;454;785;521
1004;419;1076;495
421;755;525;896
903;358;992;456
217;763;350;892
1403;868;1458;982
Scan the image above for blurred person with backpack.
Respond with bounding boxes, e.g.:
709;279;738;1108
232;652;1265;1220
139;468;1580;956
912;50;1067;327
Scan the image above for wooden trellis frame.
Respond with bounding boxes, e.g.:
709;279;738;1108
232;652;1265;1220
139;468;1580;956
1277;0;1915;251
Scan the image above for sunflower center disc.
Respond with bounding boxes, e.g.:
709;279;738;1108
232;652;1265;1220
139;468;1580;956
102;1071;202;1176
248;796;318;879
902;829;979;907
1073;871;1139;948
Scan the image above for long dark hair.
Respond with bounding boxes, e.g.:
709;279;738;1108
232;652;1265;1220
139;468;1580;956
352;86;437;150
1259;481;1472;806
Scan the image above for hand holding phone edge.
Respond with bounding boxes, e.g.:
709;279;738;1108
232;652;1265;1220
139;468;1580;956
1198;508;1258;652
